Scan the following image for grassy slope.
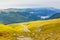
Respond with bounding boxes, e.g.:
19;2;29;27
9;18;60;32
0;18;60;40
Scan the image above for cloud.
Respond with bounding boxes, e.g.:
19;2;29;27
0;0;60;9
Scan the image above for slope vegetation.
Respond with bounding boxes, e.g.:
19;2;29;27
0;18;60;40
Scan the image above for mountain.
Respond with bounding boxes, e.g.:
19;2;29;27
49;13;60;19
0;7;60;24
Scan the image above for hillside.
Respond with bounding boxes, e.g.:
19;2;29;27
0;18;60;40
0;7;60;24
49;13;60;19
8;18;60;40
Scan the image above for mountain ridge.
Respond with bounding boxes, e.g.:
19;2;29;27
0;7;60;24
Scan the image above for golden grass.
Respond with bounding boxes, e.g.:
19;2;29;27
0;18;60;40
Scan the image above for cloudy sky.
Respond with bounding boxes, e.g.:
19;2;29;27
0;0;60;9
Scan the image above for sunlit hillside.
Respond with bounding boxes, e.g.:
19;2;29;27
0;18;60;40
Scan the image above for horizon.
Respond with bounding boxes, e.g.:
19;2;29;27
0;7;60;10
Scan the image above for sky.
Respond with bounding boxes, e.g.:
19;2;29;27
0;0;60;9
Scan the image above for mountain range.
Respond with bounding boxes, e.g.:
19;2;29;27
0;7;60;24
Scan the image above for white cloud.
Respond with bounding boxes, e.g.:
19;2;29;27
0;0;60;9
40;16;50;19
